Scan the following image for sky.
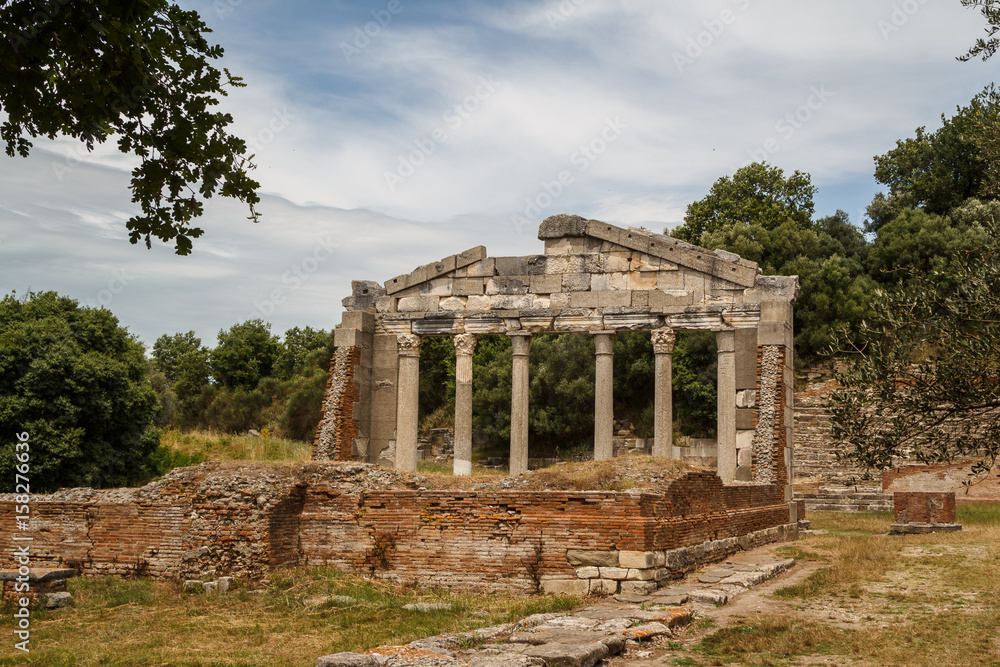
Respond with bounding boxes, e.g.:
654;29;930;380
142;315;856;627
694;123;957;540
1;0;997;347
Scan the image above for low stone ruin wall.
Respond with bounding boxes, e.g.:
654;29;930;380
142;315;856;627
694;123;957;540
0;463;794;594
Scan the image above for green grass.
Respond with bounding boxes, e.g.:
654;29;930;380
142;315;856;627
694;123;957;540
0;567;579;666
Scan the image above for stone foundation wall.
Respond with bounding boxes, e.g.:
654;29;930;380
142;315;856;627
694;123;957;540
0;464;791;593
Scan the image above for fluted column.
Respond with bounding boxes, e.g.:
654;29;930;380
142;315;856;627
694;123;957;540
652;328;676;458
394;333;422;472
593;332;616;461
716;329;737;483
453;334;477;476
509;333;532;476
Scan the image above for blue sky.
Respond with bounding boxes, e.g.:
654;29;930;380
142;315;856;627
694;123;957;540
1;0;997;346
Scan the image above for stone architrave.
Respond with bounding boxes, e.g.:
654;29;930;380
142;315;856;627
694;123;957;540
509;333;532;476
651;328;676;458
594;332;616;461
716;330;737;483
453;334;477;476
395;334;422;472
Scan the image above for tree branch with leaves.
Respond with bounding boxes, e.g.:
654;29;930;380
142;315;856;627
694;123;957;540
0;0;260;255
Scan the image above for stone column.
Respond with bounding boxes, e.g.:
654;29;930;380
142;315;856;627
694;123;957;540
509;333;532;476
651;328;676;458
394;333;422;472
453;334;477;476
716;329;737;483
593;332;616;461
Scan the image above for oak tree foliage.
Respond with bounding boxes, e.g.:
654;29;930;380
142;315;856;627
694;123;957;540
830;200;1000;482
0;0;260;254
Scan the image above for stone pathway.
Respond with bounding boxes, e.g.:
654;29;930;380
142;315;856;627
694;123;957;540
316;555;796;667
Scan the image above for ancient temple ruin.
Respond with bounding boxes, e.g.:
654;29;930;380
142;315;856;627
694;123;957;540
315;214;798;499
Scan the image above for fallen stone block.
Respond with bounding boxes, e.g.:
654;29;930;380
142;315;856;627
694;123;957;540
403;603;453;612
316;653;381;667
43;592;72;609
524;641;611;667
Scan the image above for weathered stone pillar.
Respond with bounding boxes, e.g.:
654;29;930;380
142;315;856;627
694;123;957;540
453;334;477;476
594;332;616;461
651;328;676;458
509;333;532;476
394;334;422;472
716;329;737;483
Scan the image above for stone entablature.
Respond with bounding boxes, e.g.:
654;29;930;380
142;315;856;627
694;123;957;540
316;214;798;509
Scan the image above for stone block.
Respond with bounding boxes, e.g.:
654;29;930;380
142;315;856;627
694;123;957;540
625;568;657;581
758;321;787;345
412;317;462;335
465;295;492;312
486;277;528;295
453;278;485;296
736;408;754;430
598;567;629;580
631;291;649;308
589;579;618;596
631;253;665;271
456;245;487;268
576;566;601;579
586;219;625;245
618;551;656;569
439;297;467;311
591;273;628;291
334;328;364;348
374;296;396;313
218;576;235;592
342;310;375;332
570;291;632;308
530;274;562;294
602;251;632;273
397;296;440;313
539;213;589;239
465;258;496;277
525;641;610;667
619;581;658;596
315;653;381;667
44;592;73;609
546;255;588;275
656;270;685;291
495;257;529;275
562;273;592;292
648;290;693;311
540;579;591;596
550;293;572;309
465;314;506;333
735;466;753;482
567;549;619;568
627;272;659;290
490;295;534;310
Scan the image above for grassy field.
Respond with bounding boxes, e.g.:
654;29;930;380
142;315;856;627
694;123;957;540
0;567;578;666
662;503;1000;667
159;428;314;465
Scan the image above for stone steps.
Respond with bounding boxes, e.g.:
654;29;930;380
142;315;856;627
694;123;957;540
795;486;894;512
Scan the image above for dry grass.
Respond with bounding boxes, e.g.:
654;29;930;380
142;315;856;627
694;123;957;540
0;567;578;667
160;428;313;464
415;456;701;493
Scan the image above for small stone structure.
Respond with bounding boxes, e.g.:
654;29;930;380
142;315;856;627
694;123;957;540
890;491;962;534
314;215;798;503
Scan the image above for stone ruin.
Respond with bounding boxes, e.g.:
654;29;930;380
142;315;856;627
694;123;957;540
314;214;798;497
0;215;802;597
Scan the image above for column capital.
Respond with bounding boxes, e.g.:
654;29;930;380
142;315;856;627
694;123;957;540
716;328;736;353
651;328;676;355
453;333;477;356
509;332;532;357
396;333;422;357
593;330;616;356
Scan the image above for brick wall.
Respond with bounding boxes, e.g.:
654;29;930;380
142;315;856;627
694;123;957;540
893;492;957;524
0;463;791;591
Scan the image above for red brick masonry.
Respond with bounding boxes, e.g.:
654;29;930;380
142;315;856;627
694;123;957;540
893;492;957;524
0;464;791;591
